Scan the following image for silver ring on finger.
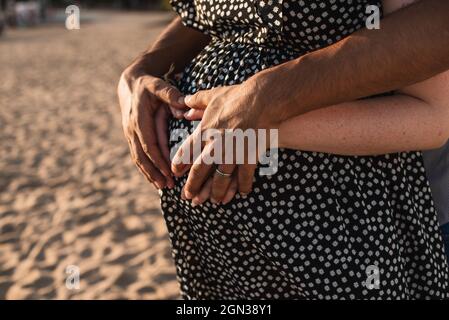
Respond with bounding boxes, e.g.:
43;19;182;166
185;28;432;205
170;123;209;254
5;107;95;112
215;168;232;178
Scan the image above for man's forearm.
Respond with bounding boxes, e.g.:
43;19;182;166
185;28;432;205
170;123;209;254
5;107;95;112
250;0;449;124
126;17;210;80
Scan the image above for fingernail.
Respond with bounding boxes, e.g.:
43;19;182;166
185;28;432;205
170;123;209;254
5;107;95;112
211;198;218;204
191;201;198;208
184;95;192;104
185;191;193;200
240;193;248;199
178;97;185;105
185;109;195;118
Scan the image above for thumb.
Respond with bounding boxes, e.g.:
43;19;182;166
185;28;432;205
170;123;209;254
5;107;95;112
184;90;212;110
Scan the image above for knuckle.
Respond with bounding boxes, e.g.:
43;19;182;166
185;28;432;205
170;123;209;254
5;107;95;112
152;79;165;92
160;86;178;100
210;96;218;105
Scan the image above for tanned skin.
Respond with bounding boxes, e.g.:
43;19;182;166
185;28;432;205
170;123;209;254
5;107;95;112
174;0;449;203
118;18;209;189
118;0;449;197
252;0;449;123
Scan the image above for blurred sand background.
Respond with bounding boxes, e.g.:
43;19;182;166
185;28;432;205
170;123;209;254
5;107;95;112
0;10;180;299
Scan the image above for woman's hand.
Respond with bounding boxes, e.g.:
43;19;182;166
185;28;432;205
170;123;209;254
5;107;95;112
172;82;279;203
118;68;187;190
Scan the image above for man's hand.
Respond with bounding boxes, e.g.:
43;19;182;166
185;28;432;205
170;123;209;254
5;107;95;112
118;68;187;190
172;83;277;203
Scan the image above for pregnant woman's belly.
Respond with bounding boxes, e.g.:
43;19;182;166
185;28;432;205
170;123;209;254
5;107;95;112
159;39;449;300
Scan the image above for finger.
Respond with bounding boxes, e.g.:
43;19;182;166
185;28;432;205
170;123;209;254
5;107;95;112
135;162;159;191
155;106;170;163
148;78;186;110
184;108;205;121
130;134;166;190
181;185;187;200
155;107;174;189
211;164;235;203
128;138;154;186
170;106;186;119
184;89;213;110
172;124;203;177
183;144;215;199
134;98;172;179
192;177;213;207
237;135;258;197
222;176;238;205
238;164;257;197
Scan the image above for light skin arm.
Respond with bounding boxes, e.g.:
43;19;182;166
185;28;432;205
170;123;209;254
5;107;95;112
278;81;449;155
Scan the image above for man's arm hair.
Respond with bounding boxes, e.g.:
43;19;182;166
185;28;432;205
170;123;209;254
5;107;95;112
249;0;449;123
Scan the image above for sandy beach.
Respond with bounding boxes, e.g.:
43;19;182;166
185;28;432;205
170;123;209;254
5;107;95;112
0;10;180;299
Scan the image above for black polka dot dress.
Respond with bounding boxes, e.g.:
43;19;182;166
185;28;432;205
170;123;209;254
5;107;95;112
161;0;449;299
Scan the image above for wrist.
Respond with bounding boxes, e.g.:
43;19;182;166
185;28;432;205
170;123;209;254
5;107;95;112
124;50;174;81
244;55;312;127
242;76;278;129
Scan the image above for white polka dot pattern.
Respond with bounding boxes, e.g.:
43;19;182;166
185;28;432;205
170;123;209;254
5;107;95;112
163;0;449;299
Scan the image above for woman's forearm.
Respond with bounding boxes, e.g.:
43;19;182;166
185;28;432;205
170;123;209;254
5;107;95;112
278;95;449;155
126;17;211;80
